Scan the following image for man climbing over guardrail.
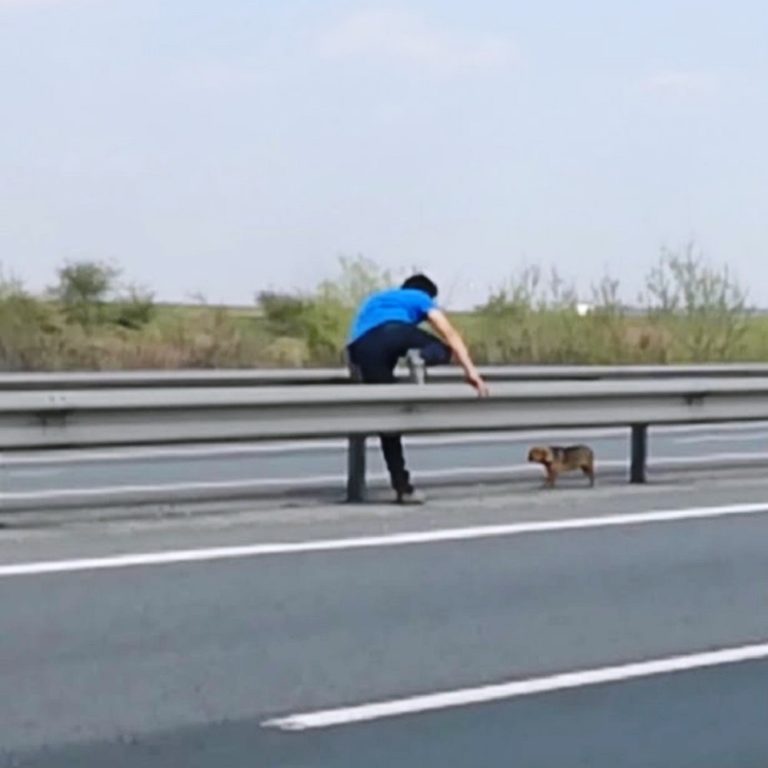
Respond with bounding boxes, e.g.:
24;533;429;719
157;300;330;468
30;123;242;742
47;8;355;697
347;273;490;504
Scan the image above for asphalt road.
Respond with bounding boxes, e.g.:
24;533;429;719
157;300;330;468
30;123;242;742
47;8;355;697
2;479;768;766
3;423;768;501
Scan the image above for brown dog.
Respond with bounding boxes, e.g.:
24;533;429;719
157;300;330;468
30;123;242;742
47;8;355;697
528;445;595;488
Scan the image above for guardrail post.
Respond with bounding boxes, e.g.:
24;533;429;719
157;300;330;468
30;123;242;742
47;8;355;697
345;351;427;503
630;424;648;484
346;362;367;503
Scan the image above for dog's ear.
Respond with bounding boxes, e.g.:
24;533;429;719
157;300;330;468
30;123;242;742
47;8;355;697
542;447;555;464
529;447;553;464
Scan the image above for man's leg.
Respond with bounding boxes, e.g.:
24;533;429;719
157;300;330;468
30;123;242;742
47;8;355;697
401;326;452;367
379;433;411;496
349;330;414;498
365;366;412;495
380;328;450;497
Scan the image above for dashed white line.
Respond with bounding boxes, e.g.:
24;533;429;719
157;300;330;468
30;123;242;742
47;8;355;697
262;641;768;730
1;501;768;578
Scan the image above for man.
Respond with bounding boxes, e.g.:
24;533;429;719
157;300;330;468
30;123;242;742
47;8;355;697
347;273;489;504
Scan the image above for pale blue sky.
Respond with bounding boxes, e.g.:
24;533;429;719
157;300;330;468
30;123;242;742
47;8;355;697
1;0;766;307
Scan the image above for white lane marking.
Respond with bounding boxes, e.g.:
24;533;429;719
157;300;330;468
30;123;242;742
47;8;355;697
653;421;768;434
650;451;768;465
675;432;768;445
2;442;344;465
262;641;768;731
1;501;768;578
0;474;353;501
0;461;606;503
3;469;62;479
5;452;768;504
7;420;768;467
0;462;559;503
0;429;628;466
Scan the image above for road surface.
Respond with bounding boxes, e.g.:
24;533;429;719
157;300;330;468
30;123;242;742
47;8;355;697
3;422;768;507
2;476;768;766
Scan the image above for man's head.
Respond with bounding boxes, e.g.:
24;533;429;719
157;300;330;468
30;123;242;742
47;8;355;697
401;273;438;299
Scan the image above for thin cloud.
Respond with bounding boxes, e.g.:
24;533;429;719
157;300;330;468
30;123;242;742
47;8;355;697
172;61;273;91
0;0;92;7
0;0;75;4
643;70;718;95
317;9;514;75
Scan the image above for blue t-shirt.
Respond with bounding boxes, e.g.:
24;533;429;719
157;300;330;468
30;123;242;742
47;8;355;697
348;288;437;344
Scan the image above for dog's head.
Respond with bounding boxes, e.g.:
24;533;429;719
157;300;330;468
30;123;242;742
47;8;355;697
528;446;553;465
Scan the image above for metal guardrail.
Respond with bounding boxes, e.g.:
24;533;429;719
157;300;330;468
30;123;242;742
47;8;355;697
5;377;768;501
4;364;768;389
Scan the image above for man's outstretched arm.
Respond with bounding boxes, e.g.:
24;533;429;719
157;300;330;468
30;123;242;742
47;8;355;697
426;309;489;396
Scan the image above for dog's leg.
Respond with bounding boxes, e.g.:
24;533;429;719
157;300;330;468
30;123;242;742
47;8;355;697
582;463;595;487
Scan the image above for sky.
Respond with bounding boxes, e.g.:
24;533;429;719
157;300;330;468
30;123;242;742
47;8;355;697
1;0;766;308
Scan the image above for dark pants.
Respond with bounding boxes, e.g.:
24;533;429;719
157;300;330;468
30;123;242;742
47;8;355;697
347;322;452;494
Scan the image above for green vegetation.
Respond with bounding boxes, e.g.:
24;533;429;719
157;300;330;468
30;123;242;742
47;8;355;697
0;247;764;371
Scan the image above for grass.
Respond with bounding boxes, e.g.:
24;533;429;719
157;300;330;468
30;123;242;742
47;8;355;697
1;250;764;371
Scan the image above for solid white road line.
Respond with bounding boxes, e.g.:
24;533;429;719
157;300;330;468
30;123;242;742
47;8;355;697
0;474;351;501
6;452;768;504
0;462;552;503
5;420;768;466
262;641;768;731
650;451;768;465
0;429;627;466
1;501;768;578
674;432;768;445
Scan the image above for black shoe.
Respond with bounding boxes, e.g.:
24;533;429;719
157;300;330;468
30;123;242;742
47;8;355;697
396;488;427;505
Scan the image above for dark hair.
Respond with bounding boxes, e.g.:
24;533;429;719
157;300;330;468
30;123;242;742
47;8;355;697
401;273;438;298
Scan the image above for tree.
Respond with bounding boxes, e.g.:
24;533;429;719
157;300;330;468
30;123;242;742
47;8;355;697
51;260;120;327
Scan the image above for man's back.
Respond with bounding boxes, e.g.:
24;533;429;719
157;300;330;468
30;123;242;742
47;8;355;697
348;288;436;344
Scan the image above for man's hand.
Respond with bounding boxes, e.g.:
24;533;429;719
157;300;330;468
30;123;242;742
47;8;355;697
467;370;490;397
426;309;489;397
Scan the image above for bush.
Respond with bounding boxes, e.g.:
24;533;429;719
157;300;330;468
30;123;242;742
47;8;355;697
111;285;157;330
471;266;589;363
51;260;120;327
316;254;395;307
257;292;309;338
642;243;749;361
467;246;751;365
257;255;397;365
0;250;756;370
0;268;68;370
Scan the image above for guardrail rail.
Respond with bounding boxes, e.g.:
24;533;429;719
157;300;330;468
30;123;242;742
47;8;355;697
4;373;768;502
5;363;768;390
